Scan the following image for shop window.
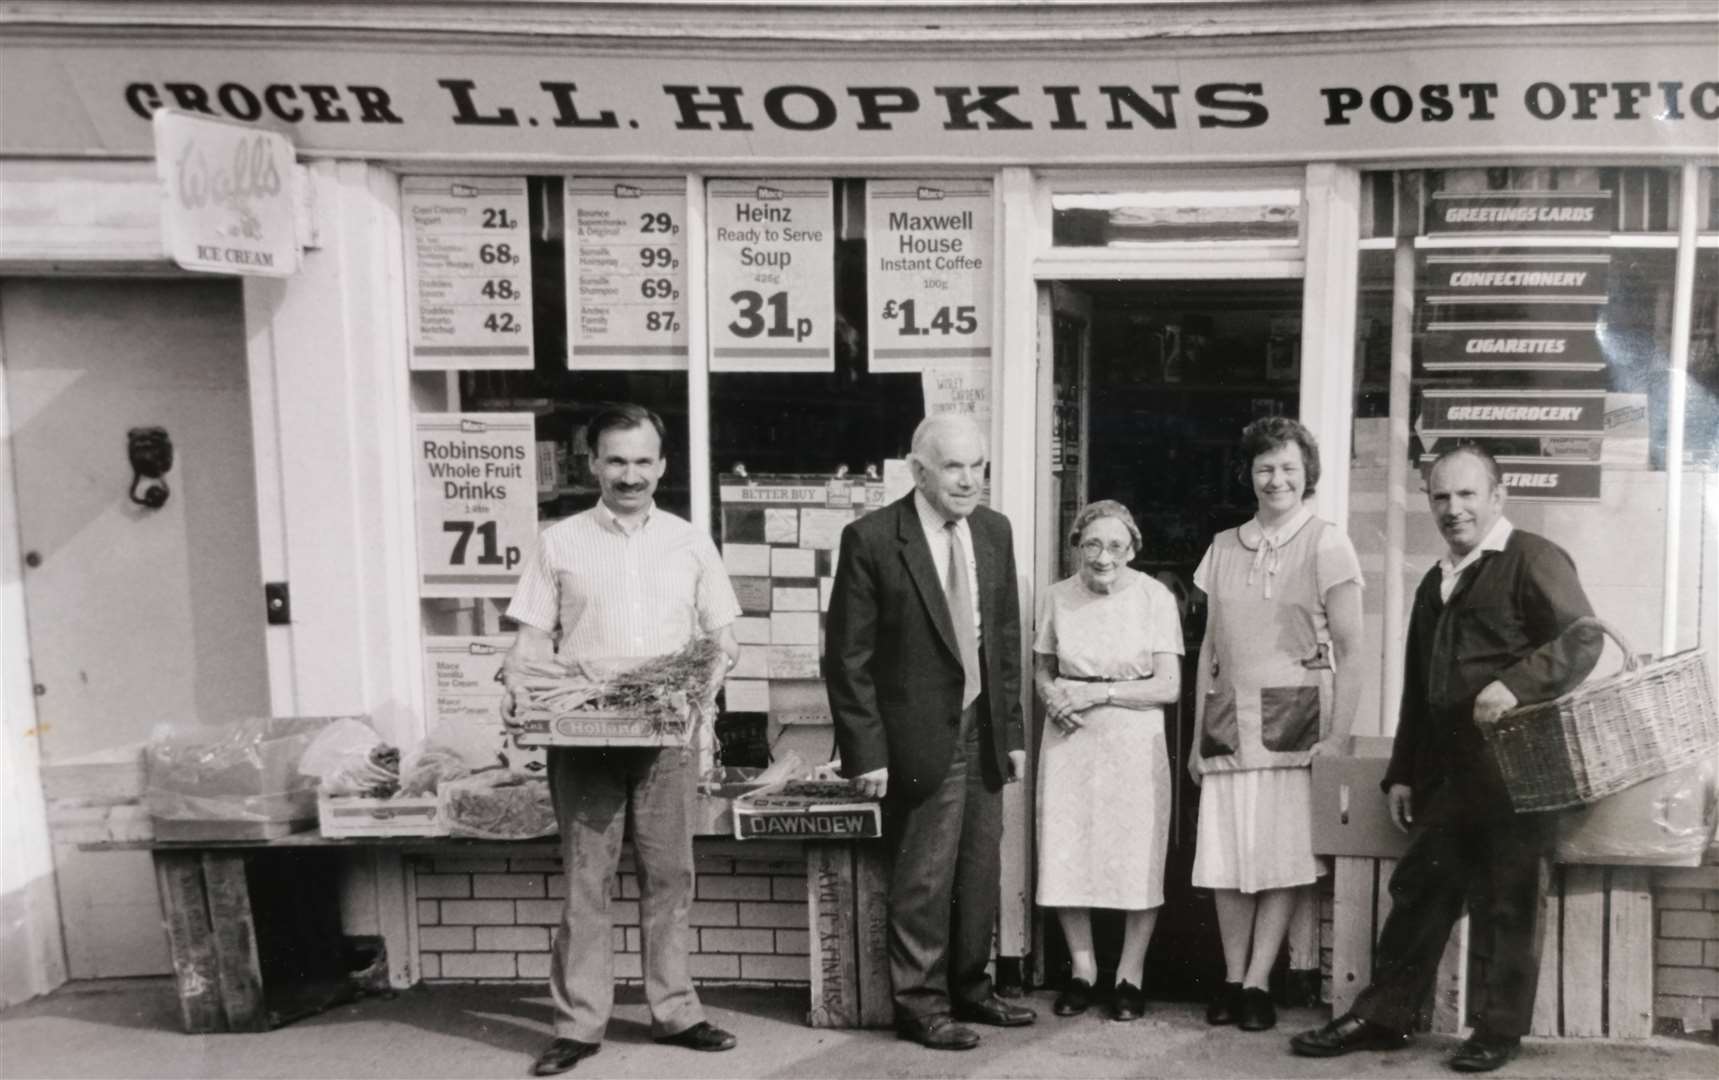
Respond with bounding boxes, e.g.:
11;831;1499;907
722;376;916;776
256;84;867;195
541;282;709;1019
1050;173;1302;247
1351;166;1715;734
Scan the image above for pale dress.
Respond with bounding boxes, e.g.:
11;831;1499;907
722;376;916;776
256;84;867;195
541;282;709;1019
1034;569;1185;910
1189;514;1363;895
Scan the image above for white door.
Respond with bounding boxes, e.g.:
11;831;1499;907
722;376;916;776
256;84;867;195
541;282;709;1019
2;278;270;977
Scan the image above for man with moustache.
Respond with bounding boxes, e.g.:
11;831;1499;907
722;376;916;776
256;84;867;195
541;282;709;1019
824;414;1035;1051
1291;443;1601;1072
501;404;741;1076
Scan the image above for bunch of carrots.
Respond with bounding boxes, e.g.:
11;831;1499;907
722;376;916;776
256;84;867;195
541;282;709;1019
507;636;726;735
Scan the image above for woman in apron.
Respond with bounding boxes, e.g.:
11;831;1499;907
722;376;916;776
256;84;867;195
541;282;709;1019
1189;418;1365;1033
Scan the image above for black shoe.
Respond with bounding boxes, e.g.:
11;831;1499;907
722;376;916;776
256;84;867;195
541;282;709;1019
1237;987;1277;1032
953;994;1037;1027
530;1038;600;1076
896;1014;981;1050
1110;980;1147;1022
1053;977;1093;1017
1205;981;1244;1025
653;1021;736;1052
1448;1034;1520;1072
1289;1014;1412;1057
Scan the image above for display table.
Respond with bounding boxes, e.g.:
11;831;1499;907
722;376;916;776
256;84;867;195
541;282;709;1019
88;817;892;1034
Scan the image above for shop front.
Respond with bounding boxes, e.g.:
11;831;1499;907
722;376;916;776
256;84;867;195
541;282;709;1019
2;1;1715;1033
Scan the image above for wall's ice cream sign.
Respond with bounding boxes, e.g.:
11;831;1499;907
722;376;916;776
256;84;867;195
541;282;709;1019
152;108;299;276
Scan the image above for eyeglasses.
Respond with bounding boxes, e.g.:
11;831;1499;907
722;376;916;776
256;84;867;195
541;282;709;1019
1078;540;1132;559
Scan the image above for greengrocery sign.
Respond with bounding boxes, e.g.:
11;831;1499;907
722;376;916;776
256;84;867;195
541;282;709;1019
5;34;1716;163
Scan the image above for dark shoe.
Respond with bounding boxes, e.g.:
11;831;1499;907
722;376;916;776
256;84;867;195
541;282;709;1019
1237;987;1277;1032
1205;981;1244;1025
954;994;1037;1027
1289;1014;1412;1057
529;1038;600;1076
1110;980;1147;1022
1448;1034;1520;1072
896;1014;981;1050
654;1021;736;1052
1053;977;1093;1017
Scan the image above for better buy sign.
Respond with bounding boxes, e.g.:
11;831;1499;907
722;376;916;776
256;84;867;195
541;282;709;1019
153;109;300;277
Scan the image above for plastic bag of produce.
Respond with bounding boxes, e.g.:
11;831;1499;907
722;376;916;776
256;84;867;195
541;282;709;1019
1554;756;1718;867
300;717;402;798
442;772;557;840
144;715;343;831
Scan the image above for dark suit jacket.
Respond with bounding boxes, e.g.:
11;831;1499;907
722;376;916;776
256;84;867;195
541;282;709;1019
823;494;1025;803
1382;528;1601;816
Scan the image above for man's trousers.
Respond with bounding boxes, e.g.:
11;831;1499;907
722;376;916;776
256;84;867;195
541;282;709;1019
546;745;705;1043
882;702;1004;1024
1351;779;1554;1038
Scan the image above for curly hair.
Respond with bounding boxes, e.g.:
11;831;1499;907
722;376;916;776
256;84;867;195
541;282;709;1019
1067;499;1143;552
1239;416;1320;499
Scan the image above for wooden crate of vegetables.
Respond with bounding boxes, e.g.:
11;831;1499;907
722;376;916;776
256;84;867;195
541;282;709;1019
508;637;726;748
733;779;882;840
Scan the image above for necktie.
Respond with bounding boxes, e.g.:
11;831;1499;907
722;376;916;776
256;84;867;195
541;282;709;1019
945;521;982;710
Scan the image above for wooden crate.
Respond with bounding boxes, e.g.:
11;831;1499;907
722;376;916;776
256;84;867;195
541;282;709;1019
512;709;688;748
804;843;892;1029
155;849;354;1033
1327;856;1658;1039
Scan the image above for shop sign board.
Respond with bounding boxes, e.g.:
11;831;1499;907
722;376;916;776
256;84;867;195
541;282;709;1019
707;180;835;372
1426;191;1617;234
1420;322;1604;373
1418;453;1603;501
403;176;534;370
565;178;688;370
152;109;299;277
413;412;537;597
1419;389;1606;438
1421;253;1610;303
14;41;1717;161
866;180;994;372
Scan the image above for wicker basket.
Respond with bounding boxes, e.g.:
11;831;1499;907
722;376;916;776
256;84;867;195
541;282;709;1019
1482;617;1719;813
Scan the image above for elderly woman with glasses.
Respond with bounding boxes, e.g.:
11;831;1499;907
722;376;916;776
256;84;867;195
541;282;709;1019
1034;500;1184;1022
1187;417;1364;1034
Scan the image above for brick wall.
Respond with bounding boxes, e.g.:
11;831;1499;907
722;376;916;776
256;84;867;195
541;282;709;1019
1652;866;1719;1034
412;840;811;984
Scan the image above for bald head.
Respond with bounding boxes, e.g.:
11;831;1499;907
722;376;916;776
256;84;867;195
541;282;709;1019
909;414;987;521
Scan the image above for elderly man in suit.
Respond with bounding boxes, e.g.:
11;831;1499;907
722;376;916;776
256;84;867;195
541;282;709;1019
824;413;1035;1051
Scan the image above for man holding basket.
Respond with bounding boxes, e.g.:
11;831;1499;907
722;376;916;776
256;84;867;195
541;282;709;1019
1291;443;1602;1072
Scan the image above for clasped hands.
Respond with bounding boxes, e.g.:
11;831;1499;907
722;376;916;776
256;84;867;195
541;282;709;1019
1041;677;1109;735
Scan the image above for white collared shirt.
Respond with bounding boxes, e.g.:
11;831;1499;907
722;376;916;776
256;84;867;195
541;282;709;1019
913;490;982;643
1439;516;1514;603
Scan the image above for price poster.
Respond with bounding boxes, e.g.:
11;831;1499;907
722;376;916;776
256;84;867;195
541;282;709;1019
403;176;534;370
414;413;537;597
707;179;834;373
421;635;546;774
565;179;688;370
866;179;994;373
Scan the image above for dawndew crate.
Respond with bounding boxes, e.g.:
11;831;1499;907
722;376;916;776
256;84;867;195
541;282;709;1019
732;781;883;841
512;709;689;748
317;793;447;838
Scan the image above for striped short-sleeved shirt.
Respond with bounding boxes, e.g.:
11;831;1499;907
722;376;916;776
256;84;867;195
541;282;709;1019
506;502;740;669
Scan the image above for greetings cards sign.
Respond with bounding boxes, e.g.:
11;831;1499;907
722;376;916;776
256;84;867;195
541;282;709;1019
707;180;834;372
414;413;537;597
867;180;994;372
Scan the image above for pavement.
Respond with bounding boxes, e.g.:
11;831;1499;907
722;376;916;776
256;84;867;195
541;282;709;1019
1;979;1714;1080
